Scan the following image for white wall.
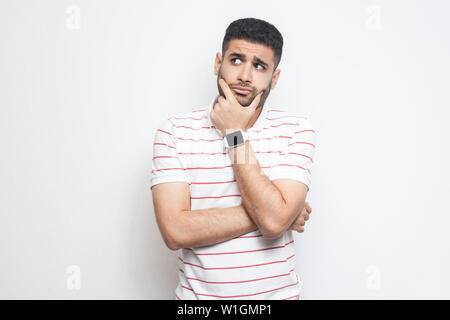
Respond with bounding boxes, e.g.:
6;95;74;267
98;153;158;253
0;0;449;299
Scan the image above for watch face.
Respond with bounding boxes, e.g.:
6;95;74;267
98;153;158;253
226;131;244;147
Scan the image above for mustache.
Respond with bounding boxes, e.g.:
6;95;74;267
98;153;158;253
217;76;270;98
218;76;255;92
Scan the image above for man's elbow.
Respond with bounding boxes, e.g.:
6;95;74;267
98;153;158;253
165;223;190;250
158;209;190;251
166;237;181;251
259;211;292;239
259;218;285;239
159;216;184;251
162;232;180;251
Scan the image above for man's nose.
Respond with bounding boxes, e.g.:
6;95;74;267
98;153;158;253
237;62;253;83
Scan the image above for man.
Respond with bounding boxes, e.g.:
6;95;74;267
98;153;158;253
150;18;316;300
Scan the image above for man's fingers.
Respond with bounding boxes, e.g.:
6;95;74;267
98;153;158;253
217;95;226;104
296;226;305;233
249;91;263;111
218;78;236;103
305;201;312;214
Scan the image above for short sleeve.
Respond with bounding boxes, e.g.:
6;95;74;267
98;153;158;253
150;118;191;189
268;119;316;191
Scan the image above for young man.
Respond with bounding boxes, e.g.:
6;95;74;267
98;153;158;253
151;18;316;300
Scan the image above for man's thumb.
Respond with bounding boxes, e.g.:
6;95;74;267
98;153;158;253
250;91;263;110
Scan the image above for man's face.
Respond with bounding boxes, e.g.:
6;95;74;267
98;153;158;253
214;39;280;109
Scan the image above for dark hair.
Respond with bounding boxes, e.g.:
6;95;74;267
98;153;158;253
222;18;283;71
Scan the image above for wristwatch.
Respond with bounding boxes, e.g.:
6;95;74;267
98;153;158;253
223;129;249;149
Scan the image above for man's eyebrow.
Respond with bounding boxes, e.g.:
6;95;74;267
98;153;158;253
228;52;269;68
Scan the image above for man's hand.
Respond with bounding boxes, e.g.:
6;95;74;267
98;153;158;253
210;78;263;136
289;201;312;233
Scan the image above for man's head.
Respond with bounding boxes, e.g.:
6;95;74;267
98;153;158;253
214;18;283;109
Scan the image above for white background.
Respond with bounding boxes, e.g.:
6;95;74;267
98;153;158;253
1;0;449;299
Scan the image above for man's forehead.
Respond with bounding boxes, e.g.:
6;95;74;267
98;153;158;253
225;39;274;61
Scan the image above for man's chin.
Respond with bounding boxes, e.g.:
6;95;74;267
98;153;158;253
235;95;253;107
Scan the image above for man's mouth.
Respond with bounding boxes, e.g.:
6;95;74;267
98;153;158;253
232;87;253;95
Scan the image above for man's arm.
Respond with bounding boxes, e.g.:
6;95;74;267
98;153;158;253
229;141;308;238
210;79;313;239
151;182;258;250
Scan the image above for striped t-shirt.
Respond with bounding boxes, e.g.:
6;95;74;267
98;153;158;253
150;95;316;300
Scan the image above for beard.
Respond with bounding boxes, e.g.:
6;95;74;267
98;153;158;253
216;70;271;109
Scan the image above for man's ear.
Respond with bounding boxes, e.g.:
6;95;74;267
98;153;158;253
271;69;281;90
214;52;222;76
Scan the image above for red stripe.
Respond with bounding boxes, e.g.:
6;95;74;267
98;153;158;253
159;126;313;138
263;123;299;129
186;165;270;170
153;142;176;149
282;294;300;300
179;268;294;284
192;108;207;113
182;285;194;292
294;129;316;134
173;124;212;130
152;165;265;173
286;152;313;162
191;194;241;199
160;132;311;143
175;137;222;142
175;293;181;300
287;141;315;147
178;152;226;155
249;136;292;141
177;254;295;271
267;109;284;112
186;165;232;170
152;156;178;160
191;180;236;185
267;115;307;120
181;275;299;299
185;240;294;256
152;167;184;172
170;115;207;120
157;129;173;136
153;164;305;173
255;150;282;154
155;152;302;159
178;151;281;155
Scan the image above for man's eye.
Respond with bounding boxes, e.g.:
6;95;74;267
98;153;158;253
231;58;265;70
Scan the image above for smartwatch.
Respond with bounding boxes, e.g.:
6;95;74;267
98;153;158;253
223;129;249;149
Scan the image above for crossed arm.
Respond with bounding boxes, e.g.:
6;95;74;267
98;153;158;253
152;182;257;250
151;141;309;251
229;140;309;238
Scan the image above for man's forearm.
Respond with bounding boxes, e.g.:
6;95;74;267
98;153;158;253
174;205;258;250
229;140;287;237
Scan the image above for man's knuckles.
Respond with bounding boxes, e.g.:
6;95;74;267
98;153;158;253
217;96;226;104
